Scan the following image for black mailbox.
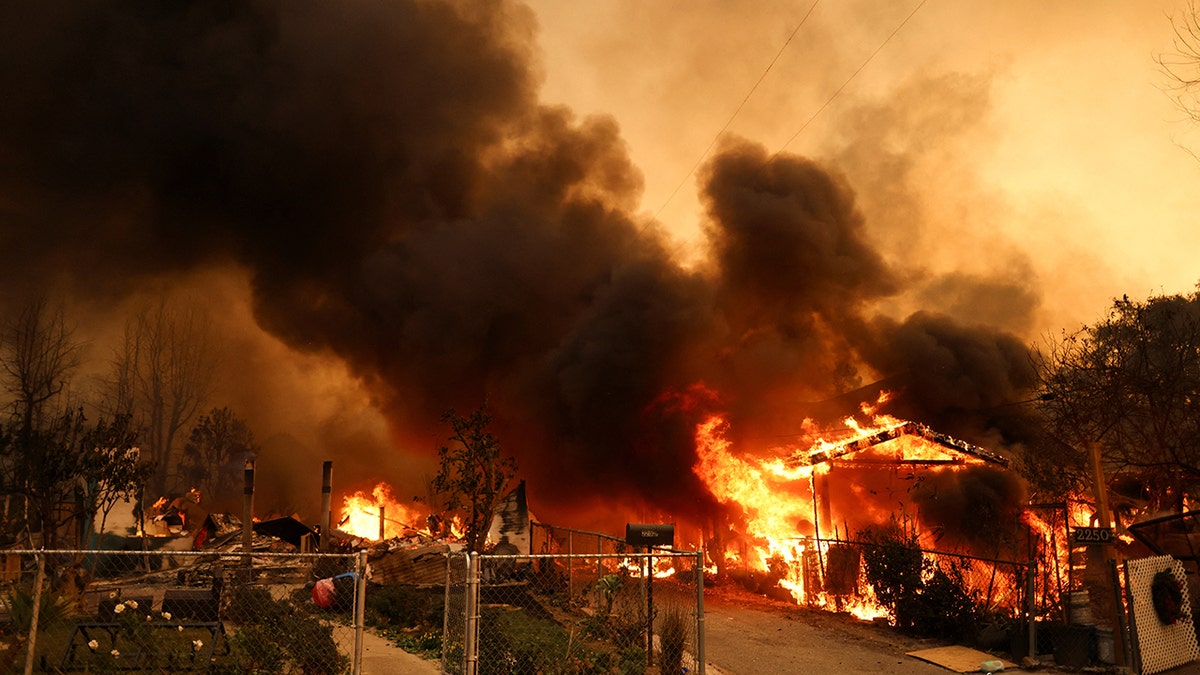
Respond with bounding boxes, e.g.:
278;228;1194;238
625;523;674;548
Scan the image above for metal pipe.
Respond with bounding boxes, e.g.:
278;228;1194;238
243;457;255;565
379;505;386;542
320;461;332;550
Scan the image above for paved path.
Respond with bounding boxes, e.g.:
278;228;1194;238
359;630;440;674
702;589;952;675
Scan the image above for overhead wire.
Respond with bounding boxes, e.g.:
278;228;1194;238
651;0;821;224
775;0;930;156
652;0;932;255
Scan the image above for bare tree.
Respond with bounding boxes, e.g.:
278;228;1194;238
99;301;216;496
1161;1;1200;125
0;299;81;439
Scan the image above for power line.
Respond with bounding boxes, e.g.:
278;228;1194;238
776;0;930;156
652;0;821;223
648;0;932;260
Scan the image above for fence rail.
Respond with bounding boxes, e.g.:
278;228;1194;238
445;549;705;675
0;548;366;674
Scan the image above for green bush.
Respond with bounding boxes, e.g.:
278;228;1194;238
617;645;646;675
221;585;349;674
395;629;443;658
228;624;286;673
286;610;347;675
5;583;73;632
478;606;605;675
225;585;279;625
858;518;981;641
657;605;687;675
365;583;444;630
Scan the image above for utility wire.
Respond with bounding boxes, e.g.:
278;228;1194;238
652;0;821;223
776;0;929;155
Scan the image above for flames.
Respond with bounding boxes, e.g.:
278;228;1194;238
694;412;893;618
339;483;422;541
337;482;465;542
691;400;1019;622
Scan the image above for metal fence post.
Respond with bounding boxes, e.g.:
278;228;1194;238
1026;557;1037;661
696;548;706;675
646;552;654;667
23;552;44;675
1121;560;1141;672
465;551;480;675
352;549;367;675
442;545;453;674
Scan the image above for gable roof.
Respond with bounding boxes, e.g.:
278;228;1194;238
798;421;1010;468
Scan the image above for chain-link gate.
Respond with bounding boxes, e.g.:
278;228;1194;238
0;549;367;674
445;550;704;675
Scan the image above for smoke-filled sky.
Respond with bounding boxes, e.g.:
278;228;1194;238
532;0;1200;335
1;0;1197;528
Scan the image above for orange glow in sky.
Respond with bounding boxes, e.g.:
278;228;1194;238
528;0;1200;340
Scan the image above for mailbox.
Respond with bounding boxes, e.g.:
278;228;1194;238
625;523;674;548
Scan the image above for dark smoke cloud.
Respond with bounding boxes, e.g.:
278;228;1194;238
910;465;1027;553
0;0;1040;528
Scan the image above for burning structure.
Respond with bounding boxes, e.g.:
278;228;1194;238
688;402;1032;621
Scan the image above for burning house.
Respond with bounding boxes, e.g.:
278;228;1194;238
691;406;1031;620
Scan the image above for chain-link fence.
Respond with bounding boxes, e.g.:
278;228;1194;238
444;550;704;675
0;548;366;674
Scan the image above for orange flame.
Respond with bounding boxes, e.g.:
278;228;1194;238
339;482;425;541
691;402;1013;622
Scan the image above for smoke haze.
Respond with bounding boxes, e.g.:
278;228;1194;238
0;0;1043;527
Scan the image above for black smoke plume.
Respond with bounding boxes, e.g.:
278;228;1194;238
0;0;1037;527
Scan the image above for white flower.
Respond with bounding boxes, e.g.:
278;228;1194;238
87;639;98;651
145;614;153;621
192;639;204;652
110;649;120;658
108;591;118;599
177;625;184;632
126;600;138;609
113;604;125;614
161;612;172;621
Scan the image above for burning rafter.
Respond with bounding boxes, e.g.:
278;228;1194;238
797;421;1009;468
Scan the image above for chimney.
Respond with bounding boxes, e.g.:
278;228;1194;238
243;457;255;563
320;460;333;550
